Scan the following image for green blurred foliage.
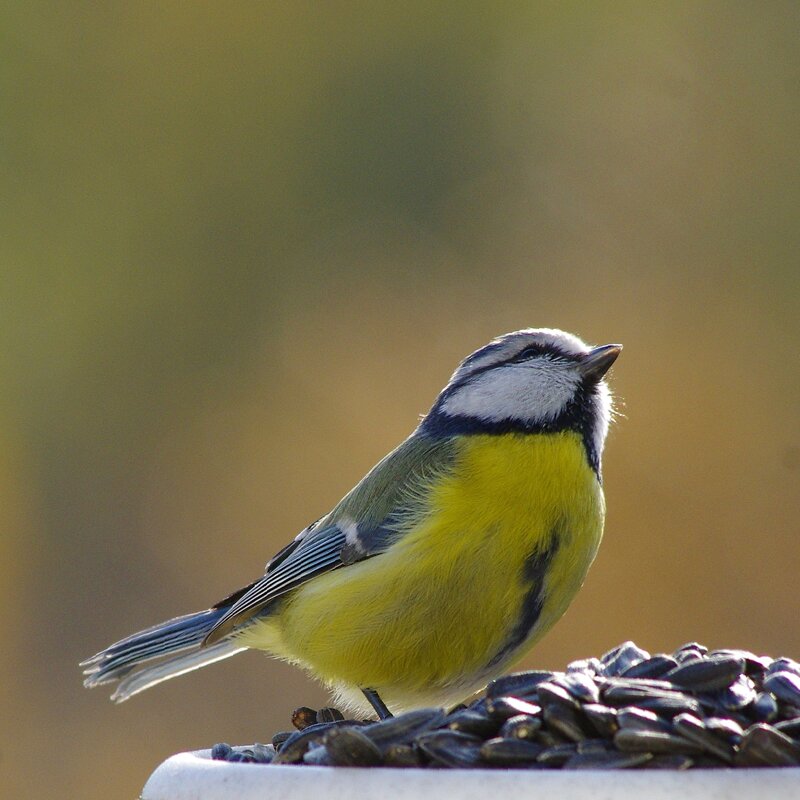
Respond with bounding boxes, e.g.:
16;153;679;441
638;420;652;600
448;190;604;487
2;3;799;798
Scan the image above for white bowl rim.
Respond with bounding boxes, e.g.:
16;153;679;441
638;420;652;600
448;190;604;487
141;747;800;800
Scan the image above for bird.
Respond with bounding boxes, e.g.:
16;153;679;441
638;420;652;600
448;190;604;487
82;328;621;720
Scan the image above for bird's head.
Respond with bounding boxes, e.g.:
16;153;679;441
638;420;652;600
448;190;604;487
420;328;621;474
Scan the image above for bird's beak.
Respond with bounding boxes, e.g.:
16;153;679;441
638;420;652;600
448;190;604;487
578;344;622;381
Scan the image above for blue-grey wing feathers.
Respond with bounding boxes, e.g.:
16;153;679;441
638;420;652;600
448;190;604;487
204;525;349;643
81;605;247;702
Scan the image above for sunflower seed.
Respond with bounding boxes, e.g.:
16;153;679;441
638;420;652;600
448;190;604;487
617;707;672;734
704;716;744;743
620;654;678;680
543;704;589;742
536;682;580;711
486;696;543;721
535;729;569;748
666;655;745;692
324;726;384;767
273;728;320;764
384;744;423;767
581;703;619;738
707;675;757;712
480;737;543;766
501;713;542;740
558;672;600;704
712;649;770;677
273;720;357;764
764;671;800;708
302;745;332;766
537;742;578;767
362;708;447;749
271;731;292;749
576;738;612;754
735;723;800;767
601;676;677;696
672;713;734;763
486;671;556;700
614;728;702;755
632;694;703;719
674;642;708;661
211;742;232;760
602;680;693;708
252;743;275;764
416;730;483;768
769;658;800;679
600;642;650;677
317;706;345;724
447;709;500;738
752;691;780;722
675;650;705;665
468;697;489;715
567;657;602;675
775;717;800;738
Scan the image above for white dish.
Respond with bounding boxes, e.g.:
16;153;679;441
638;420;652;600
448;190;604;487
141;748;800;800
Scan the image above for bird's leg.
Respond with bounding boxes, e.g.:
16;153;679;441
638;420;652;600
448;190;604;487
362;688;392;720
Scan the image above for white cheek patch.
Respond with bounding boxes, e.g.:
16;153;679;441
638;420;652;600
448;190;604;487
441;361;580;425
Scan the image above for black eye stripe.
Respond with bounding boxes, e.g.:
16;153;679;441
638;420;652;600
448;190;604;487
456;340;582;385
508;344;579;364
510;345;545;362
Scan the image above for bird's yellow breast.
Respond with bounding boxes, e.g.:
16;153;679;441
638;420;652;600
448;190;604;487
241;431;604;709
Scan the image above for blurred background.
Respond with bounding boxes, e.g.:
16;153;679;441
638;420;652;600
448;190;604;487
3;3;799;797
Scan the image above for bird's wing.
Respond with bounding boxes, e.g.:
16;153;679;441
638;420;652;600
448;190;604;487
203;433;458;645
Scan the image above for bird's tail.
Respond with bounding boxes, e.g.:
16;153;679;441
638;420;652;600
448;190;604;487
81;606;247;703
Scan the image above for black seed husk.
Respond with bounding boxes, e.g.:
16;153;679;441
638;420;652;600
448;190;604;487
735;723;800;767
666;655;745;692
324;726;384;767
317;706;346;724
480;737;543;766
500;713;542;740
211;742;232;761
536;742;579;767
672;713;734;763
486;670;555;700
620;655;679;680
362;707;448;750
486;695;543;721
447;709;502;738
217;640;800;771
383;743;424;767
416;730;483;768
764;671;800;708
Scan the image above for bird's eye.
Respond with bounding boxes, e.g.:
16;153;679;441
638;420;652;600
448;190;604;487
511;345;543;362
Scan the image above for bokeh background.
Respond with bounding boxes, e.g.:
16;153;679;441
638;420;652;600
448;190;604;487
3;3;799;798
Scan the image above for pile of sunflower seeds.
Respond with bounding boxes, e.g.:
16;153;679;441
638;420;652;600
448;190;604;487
210;641;800;770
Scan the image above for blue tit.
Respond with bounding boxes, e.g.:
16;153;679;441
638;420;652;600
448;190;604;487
82;328;621;719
